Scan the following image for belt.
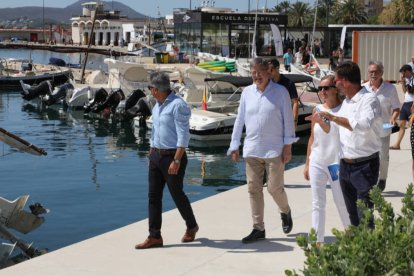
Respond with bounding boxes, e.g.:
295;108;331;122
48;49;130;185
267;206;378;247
342;152;379;164
151;147;176;156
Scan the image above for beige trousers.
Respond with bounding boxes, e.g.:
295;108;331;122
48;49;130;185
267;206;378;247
245;156;290;231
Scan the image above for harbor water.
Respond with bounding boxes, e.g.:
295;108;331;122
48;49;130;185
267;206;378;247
0;49;308;253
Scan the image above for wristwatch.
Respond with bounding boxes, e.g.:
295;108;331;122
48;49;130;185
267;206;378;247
173;159;181;165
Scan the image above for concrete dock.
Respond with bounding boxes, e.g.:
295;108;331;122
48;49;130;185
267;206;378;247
1;131;412;275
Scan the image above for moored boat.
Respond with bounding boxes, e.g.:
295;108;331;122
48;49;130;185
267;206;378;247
0;58;72;91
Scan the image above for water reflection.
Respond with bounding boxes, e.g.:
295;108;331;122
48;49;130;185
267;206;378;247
18;100;306;193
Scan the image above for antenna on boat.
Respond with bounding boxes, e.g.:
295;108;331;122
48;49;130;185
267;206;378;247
80;0;100;84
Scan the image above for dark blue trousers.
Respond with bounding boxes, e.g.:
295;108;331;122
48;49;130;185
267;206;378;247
339;156;379;227
147;151;197;238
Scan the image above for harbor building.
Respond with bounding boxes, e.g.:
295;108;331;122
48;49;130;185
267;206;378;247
70;1;172;47
173;7;287;58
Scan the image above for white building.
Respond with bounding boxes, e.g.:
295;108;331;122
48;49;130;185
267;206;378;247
71;1;157;46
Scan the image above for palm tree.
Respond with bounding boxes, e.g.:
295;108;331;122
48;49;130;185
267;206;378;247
332;0;367;24
379;0;414;24
289;2;312;27
273;1;290;14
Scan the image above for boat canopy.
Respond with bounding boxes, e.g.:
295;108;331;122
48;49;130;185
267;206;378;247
204;74;313;88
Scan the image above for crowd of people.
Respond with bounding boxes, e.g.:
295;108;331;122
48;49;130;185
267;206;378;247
134;55;413;249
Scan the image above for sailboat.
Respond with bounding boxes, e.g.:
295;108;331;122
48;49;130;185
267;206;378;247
290;0;334;88
236;0;260;77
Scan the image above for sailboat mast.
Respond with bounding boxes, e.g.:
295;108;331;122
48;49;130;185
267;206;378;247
251;0;259;58
309;0;319;64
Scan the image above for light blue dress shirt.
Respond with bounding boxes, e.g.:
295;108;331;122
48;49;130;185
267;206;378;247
228;81;298;158
151;92;191;149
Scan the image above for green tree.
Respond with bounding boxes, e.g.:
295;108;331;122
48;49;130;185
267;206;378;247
379;0;414;24
286;184;414;275
272;1;291;14
332;0;367;24
289;2;312;27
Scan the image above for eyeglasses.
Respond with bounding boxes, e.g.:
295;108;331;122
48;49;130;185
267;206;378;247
318;85;336;91
147;85;155;90
368;70;381;75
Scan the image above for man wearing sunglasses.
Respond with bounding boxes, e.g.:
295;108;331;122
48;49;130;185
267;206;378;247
135;72;199;249
318;61;382;228
363;61;400;191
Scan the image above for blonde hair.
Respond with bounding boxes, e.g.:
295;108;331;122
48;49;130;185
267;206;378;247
320;74;343;103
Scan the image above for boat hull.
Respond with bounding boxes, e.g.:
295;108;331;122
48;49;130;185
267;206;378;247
0;71;71;91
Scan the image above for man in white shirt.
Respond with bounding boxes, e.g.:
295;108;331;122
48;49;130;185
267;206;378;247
363;61;400;191
228;58;297;243
319;61;382;227
293;47;303;65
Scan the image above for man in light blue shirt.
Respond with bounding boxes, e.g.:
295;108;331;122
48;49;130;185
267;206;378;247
135;72;199;249
283;48;294;72
228;58;298;243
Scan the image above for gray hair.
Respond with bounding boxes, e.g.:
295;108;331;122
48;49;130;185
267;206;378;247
149;71;170;93
368;60;384;72
250;57;269;70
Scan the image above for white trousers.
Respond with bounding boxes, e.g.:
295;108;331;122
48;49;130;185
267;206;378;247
309;161;350;242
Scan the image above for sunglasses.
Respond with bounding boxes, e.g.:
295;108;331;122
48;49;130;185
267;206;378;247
318;85;336;91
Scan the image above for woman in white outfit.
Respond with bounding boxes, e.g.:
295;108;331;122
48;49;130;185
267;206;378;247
304;75;350;244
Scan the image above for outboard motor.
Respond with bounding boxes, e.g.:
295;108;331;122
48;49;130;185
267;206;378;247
83;88;108;113
124;92;153;121
21;80;54;101
43;83;74;106
93;89;125;114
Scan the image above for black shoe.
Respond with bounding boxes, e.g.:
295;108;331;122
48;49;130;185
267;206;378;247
377;179;386;191
242;229;265;244
281;211;293;234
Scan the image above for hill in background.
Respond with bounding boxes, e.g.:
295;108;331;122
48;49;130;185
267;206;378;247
0;0;147;27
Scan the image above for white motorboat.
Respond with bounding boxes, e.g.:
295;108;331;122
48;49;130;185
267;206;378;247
67;58;150;109
135;74;316;141
188;107;238;141
187;74;316;141
0;58;72;91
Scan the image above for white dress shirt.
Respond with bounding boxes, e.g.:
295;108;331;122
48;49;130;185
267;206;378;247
227;81;298;158
337;87;382;159
363;81;400;137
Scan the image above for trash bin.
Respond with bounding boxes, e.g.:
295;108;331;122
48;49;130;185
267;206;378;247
178;52;184;63
155;52;162;63
162;52;169;64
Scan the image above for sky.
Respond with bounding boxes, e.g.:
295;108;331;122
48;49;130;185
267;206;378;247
0;0;271;18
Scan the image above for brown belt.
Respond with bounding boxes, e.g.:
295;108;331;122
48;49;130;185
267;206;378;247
342;152;379;164
151;147;176;156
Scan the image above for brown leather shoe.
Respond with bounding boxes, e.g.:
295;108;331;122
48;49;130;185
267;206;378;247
181;225;199;243
135;237;163;249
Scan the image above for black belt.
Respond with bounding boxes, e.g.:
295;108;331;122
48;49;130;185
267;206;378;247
151;147;176;156
342;152;379;164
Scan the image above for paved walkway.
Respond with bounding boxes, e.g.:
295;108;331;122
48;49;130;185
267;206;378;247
2;131;412;275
